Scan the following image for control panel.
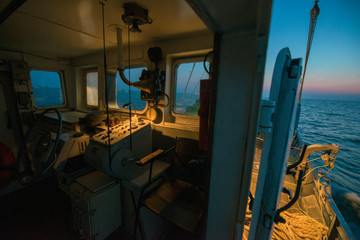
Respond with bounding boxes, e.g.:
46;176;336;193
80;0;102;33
84;120;152;179
92;119;148;146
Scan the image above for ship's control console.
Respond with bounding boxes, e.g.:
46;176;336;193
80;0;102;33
85;119;152;179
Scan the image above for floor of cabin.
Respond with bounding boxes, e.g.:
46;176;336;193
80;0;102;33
0;175;195;240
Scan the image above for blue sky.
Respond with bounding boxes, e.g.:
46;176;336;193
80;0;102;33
263;0;360;101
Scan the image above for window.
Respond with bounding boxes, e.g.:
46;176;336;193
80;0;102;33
116;67;147;111
86;72;98;106
30;70;64;107
174;60;209;115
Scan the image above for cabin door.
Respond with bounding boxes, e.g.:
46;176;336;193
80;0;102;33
247;48;302;239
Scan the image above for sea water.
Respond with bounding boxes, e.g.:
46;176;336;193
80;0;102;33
297;99;360;237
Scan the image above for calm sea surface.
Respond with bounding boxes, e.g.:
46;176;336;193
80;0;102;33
297;99;360;236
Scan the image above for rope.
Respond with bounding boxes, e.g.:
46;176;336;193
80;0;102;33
296;201;322;239
244;197;328;240
308;156;321;163
299;0;320;102
303;165;326;179
274;211;328;240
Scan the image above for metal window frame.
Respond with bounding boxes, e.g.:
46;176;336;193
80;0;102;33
171;57;210;121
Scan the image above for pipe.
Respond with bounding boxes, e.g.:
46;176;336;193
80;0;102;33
117;27;142;88
116;27;152;93
119;69;152;93
119;68;134;86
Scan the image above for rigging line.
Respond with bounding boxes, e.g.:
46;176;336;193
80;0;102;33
100;2;112;173
319;167;334;181
295;201;322;238
190;80;200;96
178;62;196;109
303;165;326;179
127;25;132;151
308;156;321;163
190;70;206;96
299;1;320;102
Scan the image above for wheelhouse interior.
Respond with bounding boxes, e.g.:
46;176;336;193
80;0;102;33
0;0;276;239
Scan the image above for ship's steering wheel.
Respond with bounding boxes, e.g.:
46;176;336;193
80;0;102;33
16;108;62;185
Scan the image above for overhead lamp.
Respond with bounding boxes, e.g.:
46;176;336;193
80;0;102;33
122;3;152;33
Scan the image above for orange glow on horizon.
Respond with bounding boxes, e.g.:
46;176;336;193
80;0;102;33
263;75;360;95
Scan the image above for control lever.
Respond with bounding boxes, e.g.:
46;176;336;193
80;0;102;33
274;170;304;223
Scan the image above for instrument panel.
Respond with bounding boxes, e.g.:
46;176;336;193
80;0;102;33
92;119;148;146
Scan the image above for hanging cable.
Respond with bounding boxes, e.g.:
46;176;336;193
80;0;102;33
100;2;113;173
127;25;133;151
299;0;320;102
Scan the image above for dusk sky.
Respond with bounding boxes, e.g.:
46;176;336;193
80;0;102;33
263;0;360;101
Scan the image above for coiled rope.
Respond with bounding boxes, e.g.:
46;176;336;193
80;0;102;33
244;198;328;240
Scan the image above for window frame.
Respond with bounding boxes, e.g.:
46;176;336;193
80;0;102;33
85;70;99;108
171;57;209;122
115;64;149;114
29;69;67;108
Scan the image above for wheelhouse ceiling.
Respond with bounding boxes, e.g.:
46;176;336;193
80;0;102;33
0;0;209;60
